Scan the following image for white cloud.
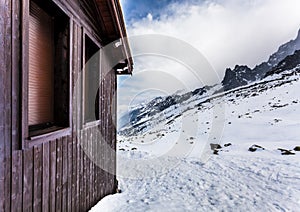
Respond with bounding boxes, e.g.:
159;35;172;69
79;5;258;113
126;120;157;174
128;0;300;74
118;0;300;115
147;13;153;22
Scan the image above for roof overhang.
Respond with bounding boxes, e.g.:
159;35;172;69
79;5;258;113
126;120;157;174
95;0;133;75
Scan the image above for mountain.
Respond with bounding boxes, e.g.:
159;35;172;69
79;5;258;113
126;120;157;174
119;44;300;137
222;29;300;91
118;85;217;136
118;29;300;136
265;50;300;77
221;65;256;91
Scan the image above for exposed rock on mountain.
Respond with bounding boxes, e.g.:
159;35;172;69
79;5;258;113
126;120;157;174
265;50;300;77
222;65;255;91
259;29;300;74
222;29;300;91
119;86;211;132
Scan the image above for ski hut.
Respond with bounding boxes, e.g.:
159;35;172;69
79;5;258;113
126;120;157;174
0;0;132;211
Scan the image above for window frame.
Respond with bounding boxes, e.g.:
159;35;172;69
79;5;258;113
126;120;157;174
82;30;102;127
21;0;73;148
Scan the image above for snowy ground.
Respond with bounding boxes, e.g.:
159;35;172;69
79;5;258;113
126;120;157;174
91;69;300;211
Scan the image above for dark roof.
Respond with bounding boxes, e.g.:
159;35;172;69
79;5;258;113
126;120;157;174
95;0;133;74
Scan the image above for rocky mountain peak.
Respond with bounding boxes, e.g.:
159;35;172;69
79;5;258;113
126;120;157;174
265;50;300;77
222;28;300;91
222;65;254;91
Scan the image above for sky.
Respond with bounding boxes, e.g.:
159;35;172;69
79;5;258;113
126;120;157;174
117;0;300;115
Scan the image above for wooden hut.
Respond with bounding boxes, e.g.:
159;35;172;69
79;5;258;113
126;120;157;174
0;0;132;211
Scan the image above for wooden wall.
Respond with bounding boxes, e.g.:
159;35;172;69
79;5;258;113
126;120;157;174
0;0;119;211
9;127;117;212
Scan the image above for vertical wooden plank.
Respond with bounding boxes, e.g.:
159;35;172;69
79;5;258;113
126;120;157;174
56;139;62;211
11;151;23;211
80;130;84;211
113;72;117;191
111;72;115;193
71;20;77;212
97;131;102;199
97;130;102;201
71;134;77;212
62;137;68;212
110;72;114;194
67;136;72;212
85;129;88;210
77;24;82;212
67;16;74;212
72;22;83;211
93;128;98;205
97;129;101;201
21;0;29;150
83;129;88;210
99;99;104;200
106;79;110;196
111;72;115;192
96;46;101;202
104;73;108;197
101;130;105;200
77;23;82;212
0;0;13;210
88;128;92;209
104;73;109;197
108;72;112;193
104;72;108;197
79;132;83;211
33;145;42;212
91;127;94;207
87;128;91;209
114;73;118;192
83;129;87;211
85;128;89;210
11;0;21;151
79;132;84;211
23;148;33;211
0;7;7;209
69;18;74;134
42;142;50;211
99;52;104;201
49;140;57;212
89;128;92;209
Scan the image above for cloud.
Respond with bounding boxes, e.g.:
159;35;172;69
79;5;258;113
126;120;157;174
128;0;300;73
146;13;153;21
118;0;300;115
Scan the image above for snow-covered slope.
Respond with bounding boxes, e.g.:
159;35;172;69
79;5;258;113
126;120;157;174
91;55;300;211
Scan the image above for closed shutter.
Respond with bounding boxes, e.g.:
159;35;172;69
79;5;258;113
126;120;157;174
28;2;54;126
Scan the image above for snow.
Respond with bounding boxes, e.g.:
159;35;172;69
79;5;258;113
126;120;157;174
91;69;300;211
93;156;300;211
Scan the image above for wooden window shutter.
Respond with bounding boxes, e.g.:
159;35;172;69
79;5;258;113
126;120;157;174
28;2;54;126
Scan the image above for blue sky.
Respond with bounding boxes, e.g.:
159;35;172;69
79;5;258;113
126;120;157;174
121;0;189;23
118;0;300;115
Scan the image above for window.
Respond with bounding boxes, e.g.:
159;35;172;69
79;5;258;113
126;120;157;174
28;1;69;137
83;35;100;123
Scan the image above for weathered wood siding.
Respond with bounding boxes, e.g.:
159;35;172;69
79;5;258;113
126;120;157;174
0;0;119;211
8;130;117;212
